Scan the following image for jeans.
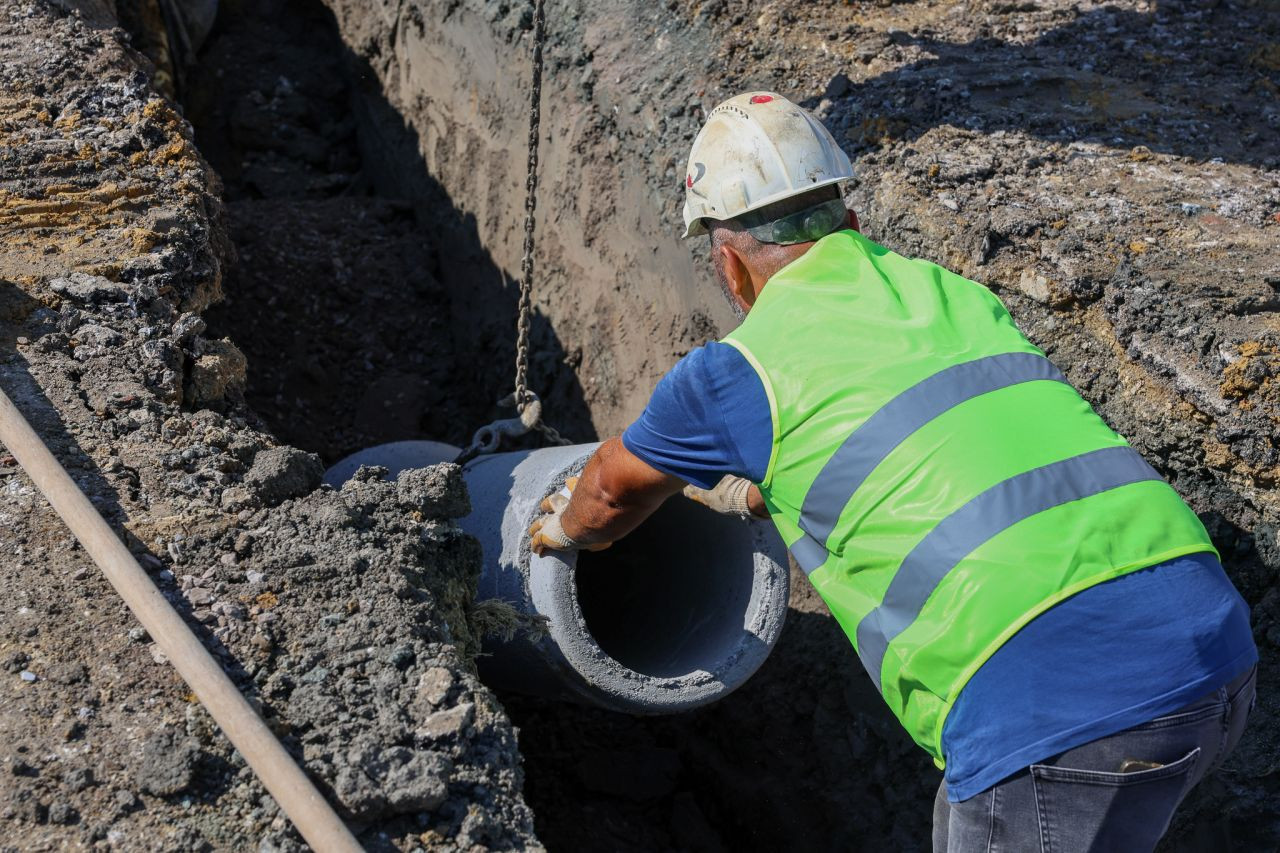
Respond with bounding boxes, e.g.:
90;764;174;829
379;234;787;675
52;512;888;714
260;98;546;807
933;666;1256;853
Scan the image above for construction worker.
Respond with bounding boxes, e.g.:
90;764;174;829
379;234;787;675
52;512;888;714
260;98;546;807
530;92;1258;852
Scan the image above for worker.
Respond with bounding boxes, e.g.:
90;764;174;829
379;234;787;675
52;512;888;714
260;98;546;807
530;92;1257;852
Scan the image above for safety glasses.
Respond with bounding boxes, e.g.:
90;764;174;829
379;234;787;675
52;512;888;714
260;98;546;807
744;198;848;245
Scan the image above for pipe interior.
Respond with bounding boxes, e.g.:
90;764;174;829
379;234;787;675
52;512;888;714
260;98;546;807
574;498;760;679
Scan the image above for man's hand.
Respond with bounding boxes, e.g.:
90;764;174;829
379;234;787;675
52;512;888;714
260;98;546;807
529;477;614;556
683;475;770;519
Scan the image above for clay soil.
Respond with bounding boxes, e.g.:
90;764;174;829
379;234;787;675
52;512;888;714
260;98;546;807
1;0;1278;851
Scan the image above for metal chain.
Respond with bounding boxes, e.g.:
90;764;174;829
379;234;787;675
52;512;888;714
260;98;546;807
454;0;569;466
512;0;544;414
512;0;570;447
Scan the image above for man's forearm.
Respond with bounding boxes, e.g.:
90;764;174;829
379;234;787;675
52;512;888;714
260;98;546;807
560;438;684;544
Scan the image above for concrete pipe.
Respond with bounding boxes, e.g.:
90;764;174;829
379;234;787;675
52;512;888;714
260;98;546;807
325;441;790;713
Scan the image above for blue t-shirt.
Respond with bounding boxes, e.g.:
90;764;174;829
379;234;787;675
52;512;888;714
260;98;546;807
623;343;1257;802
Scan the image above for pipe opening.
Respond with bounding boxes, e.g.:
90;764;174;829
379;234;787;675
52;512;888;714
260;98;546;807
575;500;761;679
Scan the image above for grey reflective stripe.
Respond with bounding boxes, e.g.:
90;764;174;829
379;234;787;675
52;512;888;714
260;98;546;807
853;445;1161;688
798;352;1068;551
789;532;828;574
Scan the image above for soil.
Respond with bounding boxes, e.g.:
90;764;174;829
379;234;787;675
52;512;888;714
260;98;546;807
1;0;1278;851
0;2;535;850
187;0;512;461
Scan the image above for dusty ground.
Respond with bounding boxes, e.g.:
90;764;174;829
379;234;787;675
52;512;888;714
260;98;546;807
1;0;1278;850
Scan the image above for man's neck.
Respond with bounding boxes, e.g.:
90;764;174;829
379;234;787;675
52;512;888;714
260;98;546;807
756;242;816;291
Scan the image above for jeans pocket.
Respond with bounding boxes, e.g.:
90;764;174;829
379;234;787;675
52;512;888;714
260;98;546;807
1031;746;1200;853
1129;702;1224;731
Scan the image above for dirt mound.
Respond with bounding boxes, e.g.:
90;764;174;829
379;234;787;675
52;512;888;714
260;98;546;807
0;2;535;849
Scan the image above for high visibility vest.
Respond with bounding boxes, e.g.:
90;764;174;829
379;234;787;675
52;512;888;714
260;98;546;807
722;230;1216;765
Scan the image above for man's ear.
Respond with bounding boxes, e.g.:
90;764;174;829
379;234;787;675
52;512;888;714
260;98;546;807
717;243;755;313
847;209;860;233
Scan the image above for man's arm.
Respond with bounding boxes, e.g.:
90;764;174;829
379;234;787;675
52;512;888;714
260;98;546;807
529;342;773;554
530;440;769;555
560;437;686;546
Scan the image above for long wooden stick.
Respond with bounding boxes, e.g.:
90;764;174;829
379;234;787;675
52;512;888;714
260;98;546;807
0;387;361;853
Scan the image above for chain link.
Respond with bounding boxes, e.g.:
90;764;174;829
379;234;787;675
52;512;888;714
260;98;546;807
512;0;571;448
513;0;546;413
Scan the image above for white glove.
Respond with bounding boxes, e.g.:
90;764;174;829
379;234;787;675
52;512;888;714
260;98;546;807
682;475;754;518
528;476;612;556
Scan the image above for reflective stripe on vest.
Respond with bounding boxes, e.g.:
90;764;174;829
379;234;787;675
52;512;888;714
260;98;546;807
853;445;1161;689
789;351;1070;575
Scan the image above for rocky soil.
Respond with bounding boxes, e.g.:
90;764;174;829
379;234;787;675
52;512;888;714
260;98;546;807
1;0;1277;851
0;2;536;849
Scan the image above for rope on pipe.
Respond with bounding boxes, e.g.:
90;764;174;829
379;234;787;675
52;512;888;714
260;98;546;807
0;386;362;853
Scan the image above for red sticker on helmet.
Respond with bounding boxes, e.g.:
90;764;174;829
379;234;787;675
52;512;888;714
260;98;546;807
750;94;774;104
686;175;693;188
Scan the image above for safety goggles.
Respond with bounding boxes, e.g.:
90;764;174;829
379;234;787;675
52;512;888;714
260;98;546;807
744;198;848;245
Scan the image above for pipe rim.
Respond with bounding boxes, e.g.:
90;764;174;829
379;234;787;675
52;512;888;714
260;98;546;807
522;461;790;714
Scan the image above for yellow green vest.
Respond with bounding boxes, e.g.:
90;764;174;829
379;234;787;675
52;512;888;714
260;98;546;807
722;230;1216;765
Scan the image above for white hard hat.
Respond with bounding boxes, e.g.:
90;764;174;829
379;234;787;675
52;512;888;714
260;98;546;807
681;92;854;239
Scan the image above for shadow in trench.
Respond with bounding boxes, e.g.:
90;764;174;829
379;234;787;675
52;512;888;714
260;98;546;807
504;562;939;853
189;0;594;465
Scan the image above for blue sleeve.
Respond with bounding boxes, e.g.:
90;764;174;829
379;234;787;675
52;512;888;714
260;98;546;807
621;342;772;489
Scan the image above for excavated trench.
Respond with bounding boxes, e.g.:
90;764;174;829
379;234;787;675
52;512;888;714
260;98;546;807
179;2;924;850
170;0;1280;850
178;1;933;850
1;0;1275;848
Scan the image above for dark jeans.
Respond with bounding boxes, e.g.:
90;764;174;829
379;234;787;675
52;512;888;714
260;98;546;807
933;667;1256;853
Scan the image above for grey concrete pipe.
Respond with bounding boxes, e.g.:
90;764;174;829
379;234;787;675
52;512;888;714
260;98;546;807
325;441;791;713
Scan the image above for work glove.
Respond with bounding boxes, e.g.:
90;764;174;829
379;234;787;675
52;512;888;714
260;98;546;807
528;476;613;556
682;475;755;518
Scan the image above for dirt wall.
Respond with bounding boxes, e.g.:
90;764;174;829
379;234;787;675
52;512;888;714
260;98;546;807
321;0;736;442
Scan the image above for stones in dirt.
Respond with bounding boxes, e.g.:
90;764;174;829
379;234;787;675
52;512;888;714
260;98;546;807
50;273;128;305
415;666;455;709
135;729;201;796
332;740;451;818
63;767;94;793
180;468;532;847
418;702;475;741
394;464;470;519
243;446;323;506
185;338;248;409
